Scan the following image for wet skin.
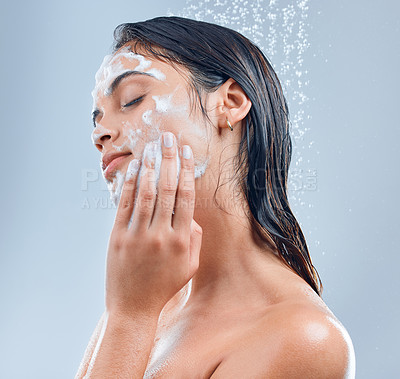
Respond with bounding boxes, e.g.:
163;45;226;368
77;45;356;378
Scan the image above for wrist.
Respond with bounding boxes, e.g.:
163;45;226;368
104;309;160;347
106;306;162;325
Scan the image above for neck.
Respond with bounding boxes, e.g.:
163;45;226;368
185;184;285;312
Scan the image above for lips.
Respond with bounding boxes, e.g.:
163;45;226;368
102;151;132;179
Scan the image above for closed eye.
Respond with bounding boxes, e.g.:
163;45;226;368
123;96;144;108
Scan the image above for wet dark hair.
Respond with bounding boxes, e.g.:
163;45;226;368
112;16;322;295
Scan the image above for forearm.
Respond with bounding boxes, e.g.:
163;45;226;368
75;312;107;379
84;310;159;378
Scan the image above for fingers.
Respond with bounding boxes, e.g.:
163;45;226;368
113;159;141;230
128;135;194;234
152;132;179;228
130;142;158;232
172;144;195;232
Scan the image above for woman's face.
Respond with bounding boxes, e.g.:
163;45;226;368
91;45;211;204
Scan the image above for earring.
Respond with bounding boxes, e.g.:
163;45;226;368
226;118;233;131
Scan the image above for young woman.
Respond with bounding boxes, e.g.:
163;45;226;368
76;16;355;378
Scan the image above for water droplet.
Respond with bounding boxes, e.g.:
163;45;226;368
173;0;314;210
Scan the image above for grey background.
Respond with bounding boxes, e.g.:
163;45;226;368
0;0;398;378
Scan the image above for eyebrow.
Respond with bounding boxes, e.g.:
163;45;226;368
107;70;154;96
91;70;154;126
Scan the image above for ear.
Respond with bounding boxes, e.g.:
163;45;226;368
213;78;252;131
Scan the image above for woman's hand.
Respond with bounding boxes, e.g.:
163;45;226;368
105;132;202;318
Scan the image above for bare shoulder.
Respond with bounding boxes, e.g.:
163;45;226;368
211;297;356;379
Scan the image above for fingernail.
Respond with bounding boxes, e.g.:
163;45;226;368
126;159;140;180
163;132;174;148
182;145;192;159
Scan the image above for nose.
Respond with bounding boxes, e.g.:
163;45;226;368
91;123;120;152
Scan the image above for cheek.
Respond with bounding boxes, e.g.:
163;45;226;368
147;90;207;141
142;110;152;125
116;91;211;178
119;93;178;149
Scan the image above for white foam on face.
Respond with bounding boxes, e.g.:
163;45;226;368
92;47;143;104
194;157;209;178
152;94;174;113
112;140;129;152
106;170;125;206
132;54;152;72
126;126;141;151
152;86;188;115
93;58;210;211
152;89;208;141
142;110;153;125
150;91;210;179
97;99;211;206
91;47;166;111
111;121;145;154
104;139;209;209
146;68;166;81
109;122;140;152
